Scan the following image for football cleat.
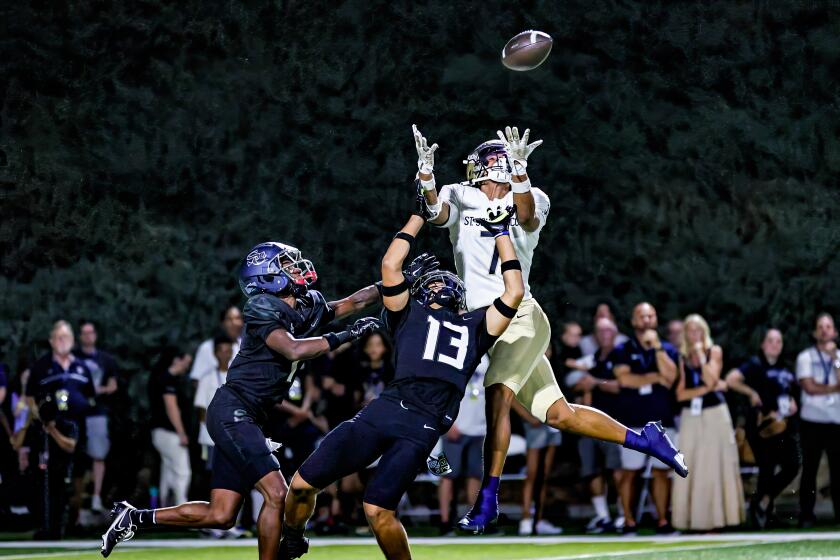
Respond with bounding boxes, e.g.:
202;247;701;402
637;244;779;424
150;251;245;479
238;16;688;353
641;421;689;478
101;501;137;557
456;493;499;535
278;534;310;559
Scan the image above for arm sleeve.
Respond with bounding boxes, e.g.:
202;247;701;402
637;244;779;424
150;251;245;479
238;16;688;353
383;303;411;336
475;309;500;355
796;350;813;380
611;344;629;366
161;372;179;395
437;184;461;229
244;294;296;342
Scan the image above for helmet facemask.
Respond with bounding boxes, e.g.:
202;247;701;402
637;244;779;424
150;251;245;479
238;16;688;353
411;270;467;311
240;242;318;297
463;141;512;186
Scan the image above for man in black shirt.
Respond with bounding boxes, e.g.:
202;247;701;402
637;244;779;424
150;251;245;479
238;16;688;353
726;328;800;528
279;208;524;560
102;242;384;560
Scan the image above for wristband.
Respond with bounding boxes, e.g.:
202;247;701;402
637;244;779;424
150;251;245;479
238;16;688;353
325;330;352;351
493;297;517;319
500;260;522;272
380;280;409;297
511;177;531;194
419;176;436;192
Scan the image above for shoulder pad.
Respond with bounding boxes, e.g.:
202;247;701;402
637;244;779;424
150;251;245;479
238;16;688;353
244;294;293;323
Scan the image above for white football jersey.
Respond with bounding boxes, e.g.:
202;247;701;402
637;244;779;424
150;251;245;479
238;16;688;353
437;183;550;311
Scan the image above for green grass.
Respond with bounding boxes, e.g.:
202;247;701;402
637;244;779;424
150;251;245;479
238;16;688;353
4;540;840;560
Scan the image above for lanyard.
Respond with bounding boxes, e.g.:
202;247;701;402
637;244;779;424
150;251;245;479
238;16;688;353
815;346;833;385
633;339;654;372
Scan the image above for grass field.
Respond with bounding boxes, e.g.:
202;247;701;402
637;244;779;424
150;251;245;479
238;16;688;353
3;535;840;560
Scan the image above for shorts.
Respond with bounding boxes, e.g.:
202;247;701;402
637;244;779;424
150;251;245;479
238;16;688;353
206;386;281;494
486;298;564;422
441;434;484;479
578;437;622;479
523;423;562;449
298;396;439;511
85;415;110;460
620;426;679;471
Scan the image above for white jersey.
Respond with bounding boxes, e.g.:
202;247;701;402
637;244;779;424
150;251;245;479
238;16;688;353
438;183;550;311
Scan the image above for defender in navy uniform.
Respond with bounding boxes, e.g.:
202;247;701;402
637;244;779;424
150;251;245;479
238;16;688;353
279;208;525;560
102;242;391;560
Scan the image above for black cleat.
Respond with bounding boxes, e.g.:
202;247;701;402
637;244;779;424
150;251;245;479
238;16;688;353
278;534;310;560
101;501;137;557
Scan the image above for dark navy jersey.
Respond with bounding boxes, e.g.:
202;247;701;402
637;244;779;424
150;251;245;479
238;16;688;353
381;299;497;430
226;290;334;419
28;353;96;419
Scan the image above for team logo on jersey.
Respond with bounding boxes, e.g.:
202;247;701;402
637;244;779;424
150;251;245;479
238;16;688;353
246;250;268;266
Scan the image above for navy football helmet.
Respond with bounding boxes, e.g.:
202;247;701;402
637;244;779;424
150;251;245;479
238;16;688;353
463;140;512;186
238;242;318;297
411;270;467;311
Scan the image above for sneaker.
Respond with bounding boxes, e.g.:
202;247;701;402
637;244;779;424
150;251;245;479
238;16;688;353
640;421;689;478
100;501;137;558
91;495;105;513
749;501;768;530
224;526;248;539
278;534;310;560
200;528;226;539
620;523;638;536
586;517;615;535
535;519;563;535
655;522;680;536
613;515;626;530
457;488;499;535
518;518;534;536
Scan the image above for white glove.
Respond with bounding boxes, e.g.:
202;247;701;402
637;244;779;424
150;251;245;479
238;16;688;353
412;124;438;175
497;126;542;175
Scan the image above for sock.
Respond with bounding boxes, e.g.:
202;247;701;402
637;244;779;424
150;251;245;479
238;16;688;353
622;429;646;452
283;522;305;540
129;509;156;528
592;495;610;520
481;476;501;496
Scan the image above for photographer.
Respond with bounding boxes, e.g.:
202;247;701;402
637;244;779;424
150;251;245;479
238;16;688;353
26;321;96;539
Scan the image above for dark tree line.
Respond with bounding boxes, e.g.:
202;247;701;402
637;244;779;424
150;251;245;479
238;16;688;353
2;0;840;371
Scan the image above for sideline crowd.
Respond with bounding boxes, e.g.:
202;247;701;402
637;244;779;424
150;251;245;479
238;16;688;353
1;302;838;539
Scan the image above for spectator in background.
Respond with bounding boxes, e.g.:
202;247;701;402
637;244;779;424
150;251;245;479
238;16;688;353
514;382;563;533
796;313;840;527
672;314;743;531
27;321;96;538
666;319;684;350
580;304;629;357
612;302;678;535
74;319;118;513
568;317;622;534
190;306;243;383
0;363;11;507
356;331;394;406
149;347;193;506
556;322;584;379
438;360;488;535
726;328;800;528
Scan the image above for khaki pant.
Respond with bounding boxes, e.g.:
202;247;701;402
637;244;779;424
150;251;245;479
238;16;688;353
485;298;564;422
671;404;745;530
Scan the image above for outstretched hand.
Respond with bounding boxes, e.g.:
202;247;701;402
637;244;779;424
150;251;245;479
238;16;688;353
476;205;516;238
497;126;542;173
403;252;439;285
412;124;438;175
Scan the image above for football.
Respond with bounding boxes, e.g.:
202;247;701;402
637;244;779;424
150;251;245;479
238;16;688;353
501;29;553;71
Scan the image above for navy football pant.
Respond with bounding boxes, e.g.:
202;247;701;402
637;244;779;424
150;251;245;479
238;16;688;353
298;397;439;510
206;386;281;494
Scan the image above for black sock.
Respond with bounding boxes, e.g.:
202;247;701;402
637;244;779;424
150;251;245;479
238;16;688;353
129;509;157;528
283;522;305;540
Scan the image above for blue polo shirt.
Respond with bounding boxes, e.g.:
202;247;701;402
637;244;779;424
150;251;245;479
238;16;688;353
29;353;96;419
612;337;679;428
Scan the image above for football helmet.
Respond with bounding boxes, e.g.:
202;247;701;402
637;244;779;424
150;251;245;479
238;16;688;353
238;242;317;297
463;140;512;186
411;269;467;310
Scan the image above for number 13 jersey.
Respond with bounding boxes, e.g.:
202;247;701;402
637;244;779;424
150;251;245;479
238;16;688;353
437;183;550;311
382;299;498;427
